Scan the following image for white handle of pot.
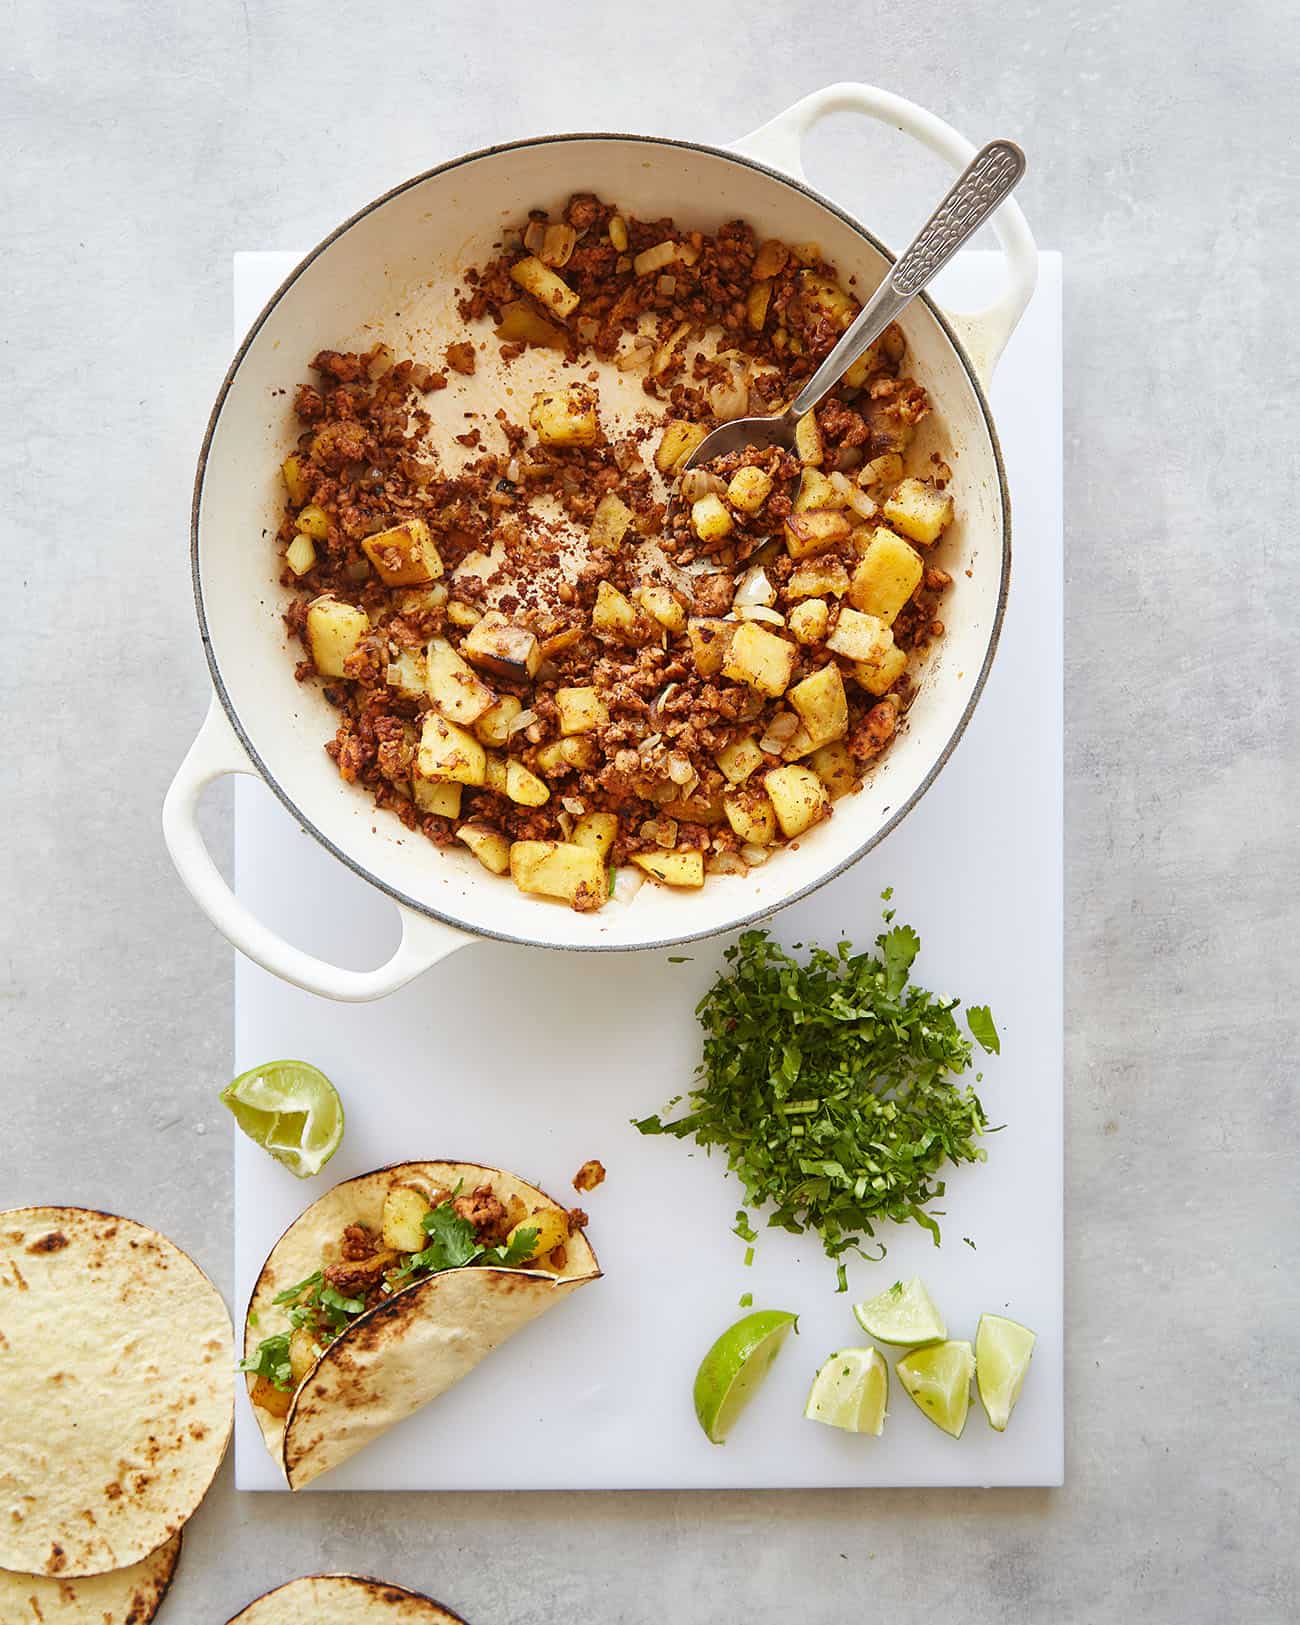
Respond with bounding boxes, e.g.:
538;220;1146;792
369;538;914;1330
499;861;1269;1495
734;82;1038;387
162;699;472;1001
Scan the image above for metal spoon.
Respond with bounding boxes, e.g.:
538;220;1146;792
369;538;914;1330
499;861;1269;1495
670;139;1026;515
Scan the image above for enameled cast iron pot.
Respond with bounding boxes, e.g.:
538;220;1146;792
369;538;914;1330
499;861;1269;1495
164;83;1037;1000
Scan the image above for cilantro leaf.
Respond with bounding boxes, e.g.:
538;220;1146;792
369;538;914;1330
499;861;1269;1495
319;1285;365;1318
239;1333;293;1391
966;1005;1000;1054
272;1269;322;1305
634;921;993;1281
481;1226;539;1268
395;1200;483;1280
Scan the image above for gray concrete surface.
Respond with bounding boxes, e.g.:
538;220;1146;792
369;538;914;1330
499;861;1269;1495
2;1;1296;1620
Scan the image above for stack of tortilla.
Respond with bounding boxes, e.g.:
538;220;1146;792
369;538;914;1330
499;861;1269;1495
0;1206;234;1623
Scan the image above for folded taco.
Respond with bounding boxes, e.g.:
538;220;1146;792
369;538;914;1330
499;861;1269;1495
242;1162;599;1488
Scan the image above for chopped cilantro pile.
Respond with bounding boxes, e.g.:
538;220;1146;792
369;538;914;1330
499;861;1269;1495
634;911;999;1290
241;1192;540;1390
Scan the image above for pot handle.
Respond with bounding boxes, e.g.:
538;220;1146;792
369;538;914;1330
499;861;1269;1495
733;82;1037;386
162;699;472;1001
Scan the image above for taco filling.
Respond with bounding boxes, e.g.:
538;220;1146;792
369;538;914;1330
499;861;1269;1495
241;1177;587;1418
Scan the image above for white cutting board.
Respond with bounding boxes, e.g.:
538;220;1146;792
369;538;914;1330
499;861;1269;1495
232;251;1063;1490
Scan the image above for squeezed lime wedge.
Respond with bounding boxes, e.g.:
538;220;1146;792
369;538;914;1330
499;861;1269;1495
896;1340;974;1438
853;1277;947;1347
221;1060;344;1179
804;1347;889;1435
975;1314;1036;1430
693;1310;798;1444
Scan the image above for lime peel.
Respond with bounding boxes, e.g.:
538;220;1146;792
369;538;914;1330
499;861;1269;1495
221;1060;344;1179
693;1309;798;1445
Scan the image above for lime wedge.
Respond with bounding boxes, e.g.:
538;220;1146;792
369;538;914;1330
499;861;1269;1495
804;1347;888;1435
896;1340;974;1438
853;1277;946;1346
693;1309;798;1444
975;1314;1036;1431
221;1060;344;1179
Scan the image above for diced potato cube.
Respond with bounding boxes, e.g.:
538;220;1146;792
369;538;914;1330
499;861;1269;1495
799;272;856;328
250;1374;292;1418
417;714;486;786
535;736;598;774
794;410;824;466
723;787;777;846
826;606;891;663
793;469;843;512
788;557;849;599
687;617;734;677
505;1205;572;1264
882;479;954;545
361;518;443;587
282;454;312;507
788;598;830;644
843;334;889;390
633;239;682;277
787;664;848;748
859;452;905;490
555;686;609;736
753;239;790;279
484;753;508;795
506;759;550;807
784;509;853;559
288;1326;318;1385
592;580;642;640
639;584;686;634
716;735;765;784
285;532;316;576
727;466;774;514
571;811;618;859
446;600;483;629
306;597;370;678
722;620;796;697
764;763;831;837
462;611;541;680
530;386;599;447
494;300;567;349
426;637;495;725
691;494;733;544
655;420;708;475
849;528;924;625
660;791;725;825
386;647;427;701
295;503;330;541
855;641;909;697
474;694;523;747
510;255;580;319
745;280;772;332
382;1185;431;1253
809;740;859;799
651;320;690;379
631;849;705;888
510;840;607;911
412;776;462;818
590;492;633;550
454;826;508;876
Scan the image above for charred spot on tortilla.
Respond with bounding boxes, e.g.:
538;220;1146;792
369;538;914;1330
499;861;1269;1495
27;1229;70;1253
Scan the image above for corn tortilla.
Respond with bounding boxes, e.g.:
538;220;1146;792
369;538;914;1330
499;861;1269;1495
0;1531;180;1622
244;1162;599;1489
227;1572;468;1622
0;1208;233;1576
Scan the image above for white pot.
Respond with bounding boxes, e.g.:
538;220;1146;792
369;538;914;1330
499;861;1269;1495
164;82;1036;1000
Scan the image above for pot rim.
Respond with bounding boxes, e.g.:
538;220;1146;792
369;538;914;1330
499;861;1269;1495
191;128;1012;952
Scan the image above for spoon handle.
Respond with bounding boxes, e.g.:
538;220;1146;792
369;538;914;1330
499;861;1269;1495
789;139;1026;420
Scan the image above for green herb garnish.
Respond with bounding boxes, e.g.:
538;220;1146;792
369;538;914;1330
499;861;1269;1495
239;1333;293;1391
966;1005;1000;1054
635;921;995;1284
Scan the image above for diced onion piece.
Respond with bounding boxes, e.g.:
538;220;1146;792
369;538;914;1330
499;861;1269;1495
540;223;577;267
633;240;680;277
706;851;748;875
734;565;776;609
740;843;771;866
732;605;786;625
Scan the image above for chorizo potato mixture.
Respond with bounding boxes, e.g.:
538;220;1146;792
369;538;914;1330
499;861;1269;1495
274;193;956;910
